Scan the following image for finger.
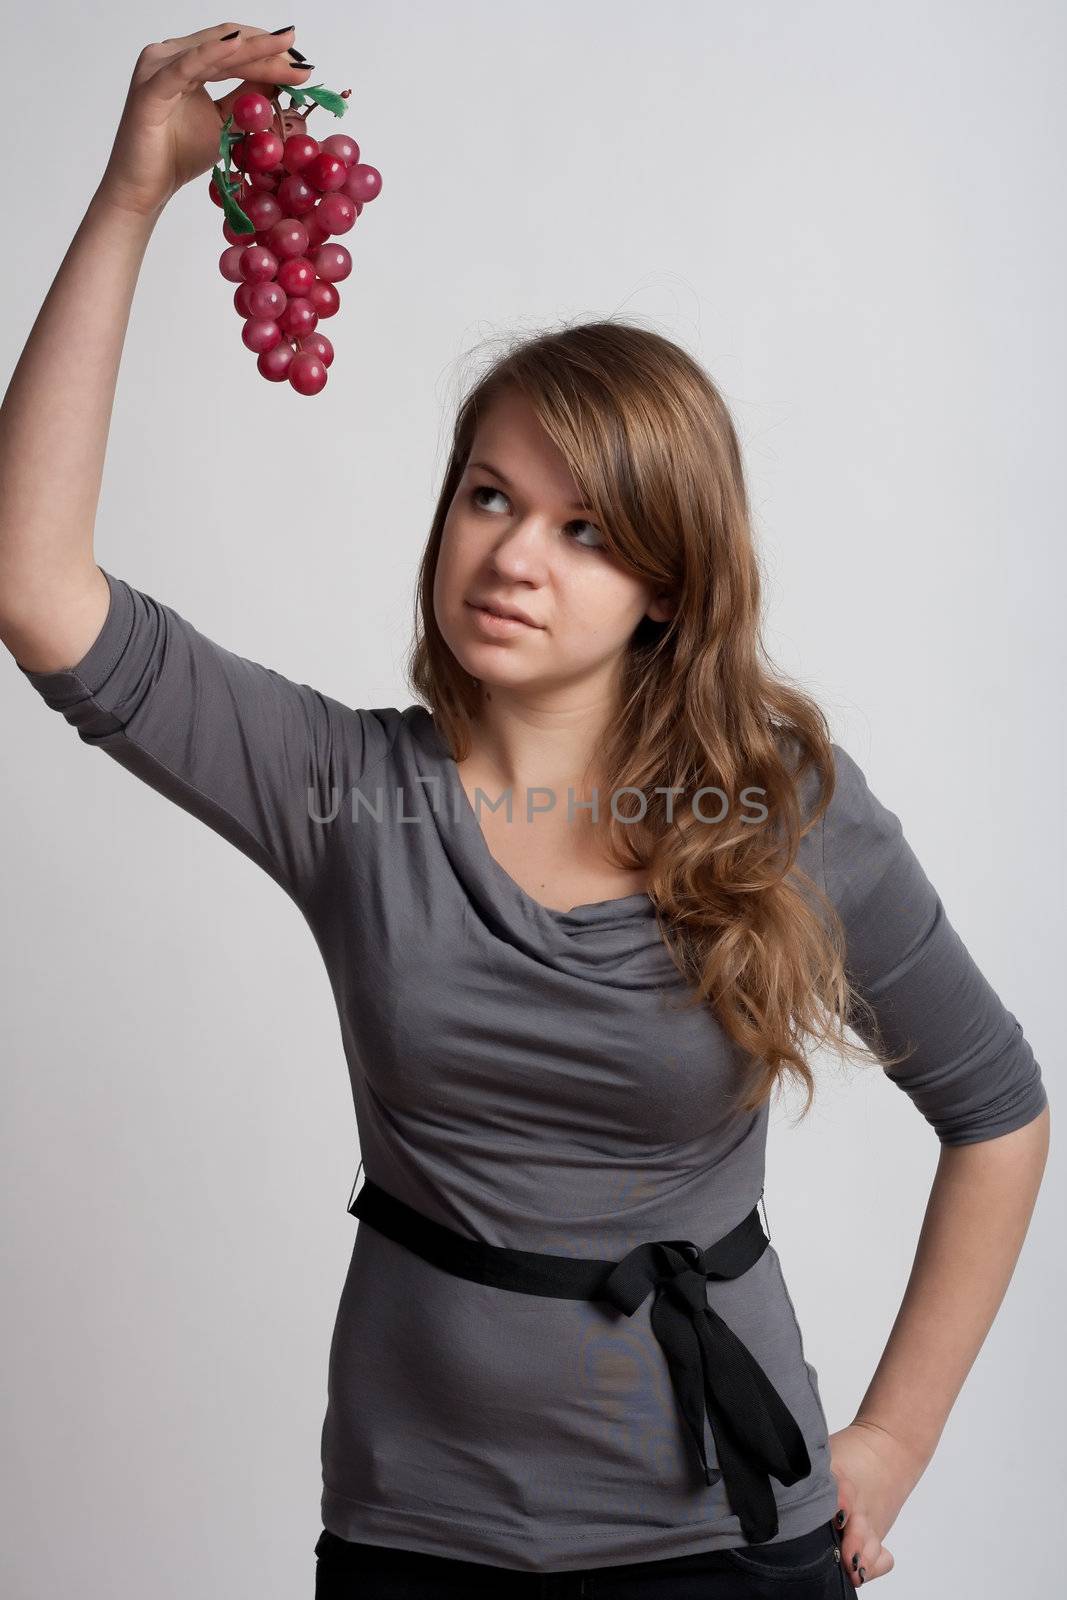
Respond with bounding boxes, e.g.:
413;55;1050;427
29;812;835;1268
147;21;274;62
832;1469;854;1530
144;25;309;103
136;20;296;75
843;1525;890;1587
839;1512;867;1585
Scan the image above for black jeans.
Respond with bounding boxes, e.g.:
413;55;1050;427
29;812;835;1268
314;1515;853;1598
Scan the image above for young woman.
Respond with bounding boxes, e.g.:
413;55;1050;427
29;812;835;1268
0;22;1050;1600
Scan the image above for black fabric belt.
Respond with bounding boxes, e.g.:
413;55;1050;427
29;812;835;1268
347;1174;812;1544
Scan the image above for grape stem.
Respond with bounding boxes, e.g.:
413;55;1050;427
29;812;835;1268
262;84;353;125
297;87;353;122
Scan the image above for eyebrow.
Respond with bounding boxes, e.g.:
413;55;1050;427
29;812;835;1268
467;459;595;514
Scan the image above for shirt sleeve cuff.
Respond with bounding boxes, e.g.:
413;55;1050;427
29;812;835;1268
16;568;135;708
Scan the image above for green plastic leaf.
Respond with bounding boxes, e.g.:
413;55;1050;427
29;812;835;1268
211;163;255;234
217;112;243;162
281;82;348;116
211;113;254;233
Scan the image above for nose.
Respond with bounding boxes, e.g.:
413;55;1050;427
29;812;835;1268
483;515;549;582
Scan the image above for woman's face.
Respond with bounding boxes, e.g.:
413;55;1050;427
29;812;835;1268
434;389;673;698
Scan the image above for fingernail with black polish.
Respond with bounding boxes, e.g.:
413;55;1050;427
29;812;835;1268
858;1567;867;1584
288;46;308;61
851;1552;859;1571
835;1510;846;1528
271;24;295;34
220;30;240;40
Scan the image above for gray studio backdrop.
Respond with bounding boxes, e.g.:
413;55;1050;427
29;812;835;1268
2;3;1063;1596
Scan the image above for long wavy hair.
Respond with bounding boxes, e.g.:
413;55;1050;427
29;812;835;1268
407;317;905;1120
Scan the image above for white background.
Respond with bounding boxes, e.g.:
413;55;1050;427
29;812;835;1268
2;3;1062;1595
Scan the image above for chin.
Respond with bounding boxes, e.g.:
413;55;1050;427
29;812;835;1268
460;652;536;686
447;640;543;693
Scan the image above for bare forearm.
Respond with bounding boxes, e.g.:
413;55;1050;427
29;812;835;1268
853;1106;1050;1475
0;183;162;613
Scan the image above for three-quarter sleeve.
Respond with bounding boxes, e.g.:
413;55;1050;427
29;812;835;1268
820;742;1048;1145
16;566;393;909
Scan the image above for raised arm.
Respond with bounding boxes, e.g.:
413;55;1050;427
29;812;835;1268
0;28;392;910
1;20;313;656
0;22;309;660
0;192;152;665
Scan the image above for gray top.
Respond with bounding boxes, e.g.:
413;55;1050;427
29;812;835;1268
19;568;1048;1573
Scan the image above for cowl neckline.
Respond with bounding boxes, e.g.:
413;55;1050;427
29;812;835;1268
404;705;672;983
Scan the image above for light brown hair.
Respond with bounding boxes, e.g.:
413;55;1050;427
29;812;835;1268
408;317;902;1119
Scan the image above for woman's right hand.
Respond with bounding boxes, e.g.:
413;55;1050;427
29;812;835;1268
96;21;313;218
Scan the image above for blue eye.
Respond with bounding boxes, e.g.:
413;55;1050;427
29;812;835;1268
469;484;604;549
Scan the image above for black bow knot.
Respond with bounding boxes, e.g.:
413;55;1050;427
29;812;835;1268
600;1234;812;1544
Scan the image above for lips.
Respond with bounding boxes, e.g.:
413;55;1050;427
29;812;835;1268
466;598;541;628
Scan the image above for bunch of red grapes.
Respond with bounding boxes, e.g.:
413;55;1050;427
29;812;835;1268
209;88;382;395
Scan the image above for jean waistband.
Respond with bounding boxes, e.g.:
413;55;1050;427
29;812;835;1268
347;1174;813;1544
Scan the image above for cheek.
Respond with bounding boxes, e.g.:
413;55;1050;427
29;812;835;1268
437;514;481;589
434;522;465;607
432;524;479;651
562;569;649;645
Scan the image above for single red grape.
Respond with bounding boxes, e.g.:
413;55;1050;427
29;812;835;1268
243;192;283;232
242;318;282;353
247;281;288;319
344;164;382;204
219;244;247;283
233;282;256;316
307;278;340;318
258;342;296;382
247;170;280;192
313;243;352;283
305;153;348;193
277;256;316;296
245;131;285;173
280;297;319;337
315;193;357;236
321;133;360;166
239;245;279;283
277;173;319;217
282;133;320;173
232;91;274;133
298;332;334;367
289;350;328;395
267;218;310;260
305;217;331;249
